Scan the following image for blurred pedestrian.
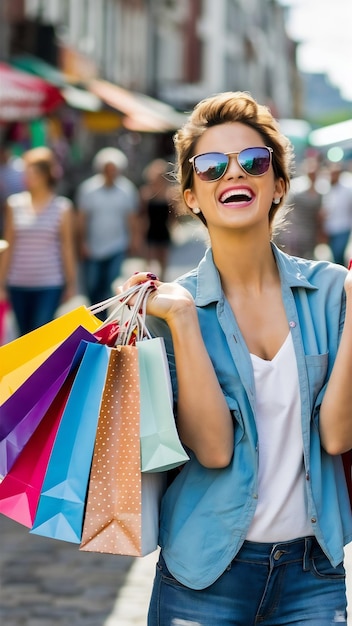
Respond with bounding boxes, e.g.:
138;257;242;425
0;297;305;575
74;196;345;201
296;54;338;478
0;142;26;237
140;158;175;280
0;147;77;335
320;163;352;265
275;157;324;259
76;147;140;309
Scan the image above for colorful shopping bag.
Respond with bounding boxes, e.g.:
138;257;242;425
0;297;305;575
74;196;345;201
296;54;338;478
137;337;189;473
0;301;12;346
0;326;96;479
80;346;165;556
0;374;74;527
0;305;101;403
30;342;110;544
92;281;189;473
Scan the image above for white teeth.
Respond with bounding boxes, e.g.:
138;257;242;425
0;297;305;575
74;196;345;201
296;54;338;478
220;188;253;203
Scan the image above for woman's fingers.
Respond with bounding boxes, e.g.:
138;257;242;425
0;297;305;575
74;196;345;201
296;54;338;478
119;271;161;292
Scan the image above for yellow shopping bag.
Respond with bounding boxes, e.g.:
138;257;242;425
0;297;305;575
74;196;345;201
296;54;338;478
0;306;101;403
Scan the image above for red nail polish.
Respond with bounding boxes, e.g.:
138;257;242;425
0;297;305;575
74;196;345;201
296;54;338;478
147;273;159;280
348;259;352;270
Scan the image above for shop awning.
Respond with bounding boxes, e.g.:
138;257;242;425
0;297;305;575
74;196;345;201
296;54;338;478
0;62;65;122
309;119;352;149
88;78;187;132
11;55;102;113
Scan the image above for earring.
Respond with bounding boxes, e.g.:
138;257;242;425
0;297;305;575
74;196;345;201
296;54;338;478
192;207;201;214
273;197;280;205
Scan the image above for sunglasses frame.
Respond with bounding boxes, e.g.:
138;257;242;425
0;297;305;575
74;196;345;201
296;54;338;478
189;146;273;182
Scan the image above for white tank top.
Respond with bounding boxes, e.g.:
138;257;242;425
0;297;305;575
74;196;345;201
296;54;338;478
246;332;312;542
7;191;70;288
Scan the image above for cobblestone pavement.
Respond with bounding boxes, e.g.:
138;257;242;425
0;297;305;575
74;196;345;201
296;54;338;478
0;516;133;626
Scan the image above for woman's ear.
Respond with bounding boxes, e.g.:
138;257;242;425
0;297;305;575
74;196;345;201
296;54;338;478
274;177;285;199
184;188;199;211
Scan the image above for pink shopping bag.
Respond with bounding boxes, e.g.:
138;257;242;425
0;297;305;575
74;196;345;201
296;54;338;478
0;374;74;527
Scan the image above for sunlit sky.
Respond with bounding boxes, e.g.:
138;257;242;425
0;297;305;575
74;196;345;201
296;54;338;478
279;0;352;102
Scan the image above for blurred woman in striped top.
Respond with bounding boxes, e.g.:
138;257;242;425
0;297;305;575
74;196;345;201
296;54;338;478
0;147;76;336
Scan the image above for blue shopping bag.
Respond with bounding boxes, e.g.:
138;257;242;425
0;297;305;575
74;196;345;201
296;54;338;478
30;342;110;544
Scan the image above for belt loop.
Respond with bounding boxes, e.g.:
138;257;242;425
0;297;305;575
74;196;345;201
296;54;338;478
303;537;312;571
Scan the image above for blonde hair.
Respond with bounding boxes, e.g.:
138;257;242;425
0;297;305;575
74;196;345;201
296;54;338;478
174;91;294;232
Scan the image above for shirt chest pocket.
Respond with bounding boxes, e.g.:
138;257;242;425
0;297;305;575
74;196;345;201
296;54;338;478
304;352;329;407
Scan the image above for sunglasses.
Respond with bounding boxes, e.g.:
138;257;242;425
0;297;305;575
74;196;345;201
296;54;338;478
189;146;273;182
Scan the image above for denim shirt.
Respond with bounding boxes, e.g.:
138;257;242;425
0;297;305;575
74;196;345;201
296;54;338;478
146;244;352;590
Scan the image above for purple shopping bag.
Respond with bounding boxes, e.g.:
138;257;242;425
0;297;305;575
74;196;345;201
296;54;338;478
0;326;97;479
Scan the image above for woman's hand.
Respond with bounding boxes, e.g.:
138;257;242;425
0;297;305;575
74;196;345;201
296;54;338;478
119;272;196;325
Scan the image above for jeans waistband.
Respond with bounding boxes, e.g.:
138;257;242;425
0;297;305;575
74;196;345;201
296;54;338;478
236;536;321;569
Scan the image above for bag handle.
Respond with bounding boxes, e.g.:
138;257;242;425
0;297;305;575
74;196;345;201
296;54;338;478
89;281;154;345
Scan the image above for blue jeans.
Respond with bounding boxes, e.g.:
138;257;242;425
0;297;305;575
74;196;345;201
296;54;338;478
148;538;347;625
83;250;126;313
8;286;63;336
328;231;350;266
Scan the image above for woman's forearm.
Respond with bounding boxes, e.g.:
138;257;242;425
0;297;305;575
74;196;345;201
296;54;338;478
168;306;234;468
320;292;352;454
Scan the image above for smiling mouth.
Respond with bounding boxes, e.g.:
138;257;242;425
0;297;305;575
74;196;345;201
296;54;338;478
220;188;254;204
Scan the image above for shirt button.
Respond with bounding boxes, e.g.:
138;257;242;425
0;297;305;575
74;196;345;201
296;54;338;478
289;321;296;328
311;517;317;524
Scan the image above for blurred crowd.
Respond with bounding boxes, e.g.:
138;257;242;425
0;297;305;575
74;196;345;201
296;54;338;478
1;139;352;342
275;156;352;266
0;143;177;340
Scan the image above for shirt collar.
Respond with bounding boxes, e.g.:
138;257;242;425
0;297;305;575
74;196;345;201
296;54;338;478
194;243;317;307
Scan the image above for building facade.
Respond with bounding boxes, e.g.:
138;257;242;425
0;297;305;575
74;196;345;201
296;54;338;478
19;0;299;117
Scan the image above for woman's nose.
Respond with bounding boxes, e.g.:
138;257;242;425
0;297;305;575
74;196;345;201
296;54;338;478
225;154;245;178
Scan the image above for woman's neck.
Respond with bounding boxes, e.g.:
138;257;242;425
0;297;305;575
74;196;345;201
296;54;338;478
30;188;55;210
210;229;279;296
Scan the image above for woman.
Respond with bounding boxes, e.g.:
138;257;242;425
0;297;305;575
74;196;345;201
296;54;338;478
121;92;352;625
140;158;175;280
0;146;76;335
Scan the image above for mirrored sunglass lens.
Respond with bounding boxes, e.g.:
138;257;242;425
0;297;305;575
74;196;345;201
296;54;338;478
239;148;270;175
194;153;228;180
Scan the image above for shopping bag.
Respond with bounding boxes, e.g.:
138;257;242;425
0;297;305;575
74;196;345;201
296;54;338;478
30;341;110;544
0;301;14;346
80;346;165;556
137;337;189;472
0;326;96;479
0;305;101;403
0;374;74;527
92;282;189;472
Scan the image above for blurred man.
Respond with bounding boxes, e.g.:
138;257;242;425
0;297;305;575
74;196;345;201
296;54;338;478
76;147;140;310
275;157;324;259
